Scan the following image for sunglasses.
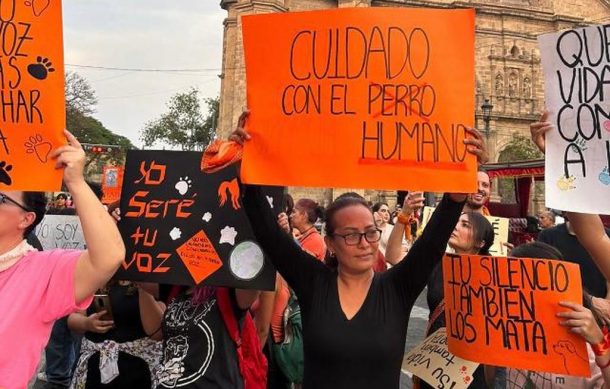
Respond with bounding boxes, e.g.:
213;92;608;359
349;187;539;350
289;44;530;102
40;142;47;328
0;193;32;212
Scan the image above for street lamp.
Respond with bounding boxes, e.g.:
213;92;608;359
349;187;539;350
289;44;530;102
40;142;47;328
481;99;494;139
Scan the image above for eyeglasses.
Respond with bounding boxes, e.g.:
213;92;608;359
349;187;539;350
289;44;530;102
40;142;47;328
331;229;382;246
0;193;32;212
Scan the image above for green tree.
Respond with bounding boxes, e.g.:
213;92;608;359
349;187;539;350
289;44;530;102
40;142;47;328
497;135;543;203
64;72;135;170
140;88;218;151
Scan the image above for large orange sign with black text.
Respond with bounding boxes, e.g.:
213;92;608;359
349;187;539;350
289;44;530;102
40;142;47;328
241;8;476;192
0;0;65;191
443;254;589;377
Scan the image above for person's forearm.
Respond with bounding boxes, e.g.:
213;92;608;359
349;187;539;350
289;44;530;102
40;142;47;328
67;312;89;334
139;291;165;340
72;180;125;271
72;180;126;302
568;212;610;279
385;223;405;265
254;290;275;347
389;194;464;298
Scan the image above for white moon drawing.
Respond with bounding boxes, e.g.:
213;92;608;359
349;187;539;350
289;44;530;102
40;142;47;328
229;241;264;280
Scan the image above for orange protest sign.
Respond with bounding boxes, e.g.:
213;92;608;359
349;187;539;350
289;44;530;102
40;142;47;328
241;8;476;192
442;254;589;377
101;166;124;204
0;0;65;191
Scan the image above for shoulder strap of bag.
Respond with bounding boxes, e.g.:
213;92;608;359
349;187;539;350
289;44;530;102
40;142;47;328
426;299;446;335
217;287;242;347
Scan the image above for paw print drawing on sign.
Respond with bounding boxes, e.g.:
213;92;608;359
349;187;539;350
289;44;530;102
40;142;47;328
202;212;212;222
557;175;576;191
24;0;50;16
0;161;13;185
219;226;238;246
599;167;610;186
27;57;55;80
169;227;182;241
175;177;192;195
24;134;52;163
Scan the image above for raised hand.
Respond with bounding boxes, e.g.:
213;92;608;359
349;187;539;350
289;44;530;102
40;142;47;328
277;212;291;234
530;111;552;154
464;127;488;164
49;130;86;186
228;110;251;145
402;191;425;216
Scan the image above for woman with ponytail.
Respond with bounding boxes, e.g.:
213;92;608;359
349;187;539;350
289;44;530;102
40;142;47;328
290;199;326;260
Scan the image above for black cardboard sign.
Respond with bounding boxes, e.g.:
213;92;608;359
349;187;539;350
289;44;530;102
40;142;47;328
115;150;282;290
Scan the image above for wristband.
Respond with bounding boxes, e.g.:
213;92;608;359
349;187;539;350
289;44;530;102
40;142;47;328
397;213;411;225
592;326;610;357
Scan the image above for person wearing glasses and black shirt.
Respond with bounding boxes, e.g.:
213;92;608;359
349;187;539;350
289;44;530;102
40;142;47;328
231;113;488;389
0;131;126;389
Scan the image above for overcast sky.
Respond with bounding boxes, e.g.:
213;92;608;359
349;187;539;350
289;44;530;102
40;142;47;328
63;1;226;148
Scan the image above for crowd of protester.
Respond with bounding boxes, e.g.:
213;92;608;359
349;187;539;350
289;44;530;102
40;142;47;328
1;107;610;389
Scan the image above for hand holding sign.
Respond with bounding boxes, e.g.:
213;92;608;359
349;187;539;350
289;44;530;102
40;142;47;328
530;111;552;154
463;127;489;164
557;301;604;346
228;110;251;146
49;130;86;187
403;191;425;216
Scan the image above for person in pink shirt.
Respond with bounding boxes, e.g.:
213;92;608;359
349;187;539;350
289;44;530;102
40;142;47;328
0;130;126;389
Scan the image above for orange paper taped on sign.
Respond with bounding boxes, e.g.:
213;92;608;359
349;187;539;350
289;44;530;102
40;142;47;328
177;230;223;285
241;8;476;192
0;0;65;191
101;166;124;204
442;254;589;377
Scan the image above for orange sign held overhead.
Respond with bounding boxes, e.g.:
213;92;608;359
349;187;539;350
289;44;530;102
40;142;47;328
0;0;65;191
442;254;589;377
241;8;476;192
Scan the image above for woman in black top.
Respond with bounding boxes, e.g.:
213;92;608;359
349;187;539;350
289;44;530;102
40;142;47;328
233;118;487;388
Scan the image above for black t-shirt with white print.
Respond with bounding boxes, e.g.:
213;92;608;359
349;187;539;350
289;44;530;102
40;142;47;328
158;290;244;389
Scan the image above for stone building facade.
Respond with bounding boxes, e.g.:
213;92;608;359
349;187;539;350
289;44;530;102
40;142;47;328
217;0;610;208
